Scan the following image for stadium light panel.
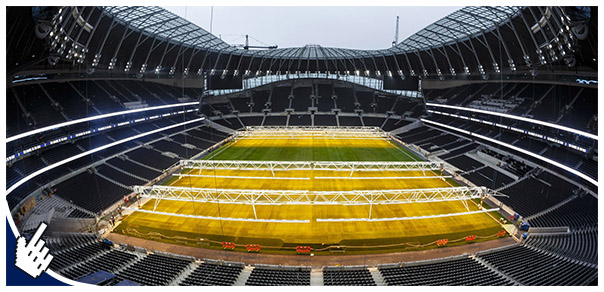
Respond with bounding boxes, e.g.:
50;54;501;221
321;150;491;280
421;118;597;187
426;103;598;140
6;101;199;143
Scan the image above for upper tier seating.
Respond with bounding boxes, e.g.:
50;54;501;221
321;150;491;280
497;172;577;217
53;170;130;213
7;80;199;137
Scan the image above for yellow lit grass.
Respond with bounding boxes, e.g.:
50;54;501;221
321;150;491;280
116;134;502;252
124;199;497;244
170;169;451;191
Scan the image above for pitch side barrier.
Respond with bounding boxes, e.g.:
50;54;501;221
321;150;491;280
132;185;500;211
178;160;442;173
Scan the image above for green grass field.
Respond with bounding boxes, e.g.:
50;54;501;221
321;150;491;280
206;136;421;161
115;133;505;255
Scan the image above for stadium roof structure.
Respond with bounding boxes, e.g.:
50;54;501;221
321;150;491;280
104;6;523;57
36;6;582;79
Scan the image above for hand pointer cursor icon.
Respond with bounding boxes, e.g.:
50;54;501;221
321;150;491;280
15;222;54;278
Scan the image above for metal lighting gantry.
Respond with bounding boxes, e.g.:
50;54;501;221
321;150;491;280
131;185;501;220
179;160;442;175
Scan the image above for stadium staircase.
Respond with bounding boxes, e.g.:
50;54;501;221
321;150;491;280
94;170;133;191
110;252;146;275
310;269;323;286
234;266;254;286
368;267;386;286
471;254;522;285
458;165;488;176
389;120;422;135
103;163;148;182
168;261;199;286
495;173;532;192
125;157;162;173
205;119;237;134
58;248;113;274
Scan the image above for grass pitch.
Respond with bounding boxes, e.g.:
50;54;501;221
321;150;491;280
116;133;504;255
206;135;421;161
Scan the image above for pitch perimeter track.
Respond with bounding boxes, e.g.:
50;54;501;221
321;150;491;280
107;232;517;268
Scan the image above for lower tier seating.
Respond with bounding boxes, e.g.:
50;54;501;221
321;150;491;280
246;267;311;286
379;257;514;286
323;268;376;286
179;262;243;286
478;246;596;286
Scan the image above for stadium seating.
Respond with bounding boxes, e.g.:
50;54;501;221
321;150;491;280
462;167;515;190
379;257;514;286
246;267;311;286
52;170;131;213
381;118;412;131
338;116;363;126
115;253;193;286
60;249;139;281
179;262;243;286
446;155;484;172
478;245;596;285
252;90;270;112
323;268;376;286
525;229;598;265
263;115;288;126
437;143;479;160
288;114;312;126
7;80;199;137
528;193;598;228
49;241;112;272
313;114;338;126
291;86;312;111
126;148;180;171
496;173;576;217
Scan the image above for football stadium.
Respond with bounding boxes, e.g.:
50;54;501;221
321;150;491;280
5;5;598;286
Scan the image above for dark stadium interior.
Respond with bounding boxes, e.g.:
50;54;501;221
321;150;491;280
5;5;598;286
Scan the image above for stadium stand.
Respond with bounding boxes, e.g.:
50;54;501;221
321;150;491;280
52;170;131;213
114;254;193;286
477;246;596;285
528;193;598;228
524;229;598;265
179;262;244;286
245;266;311;286
60;249;139;281
49;241;112;272
379;257;514;286
322;268;376;286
